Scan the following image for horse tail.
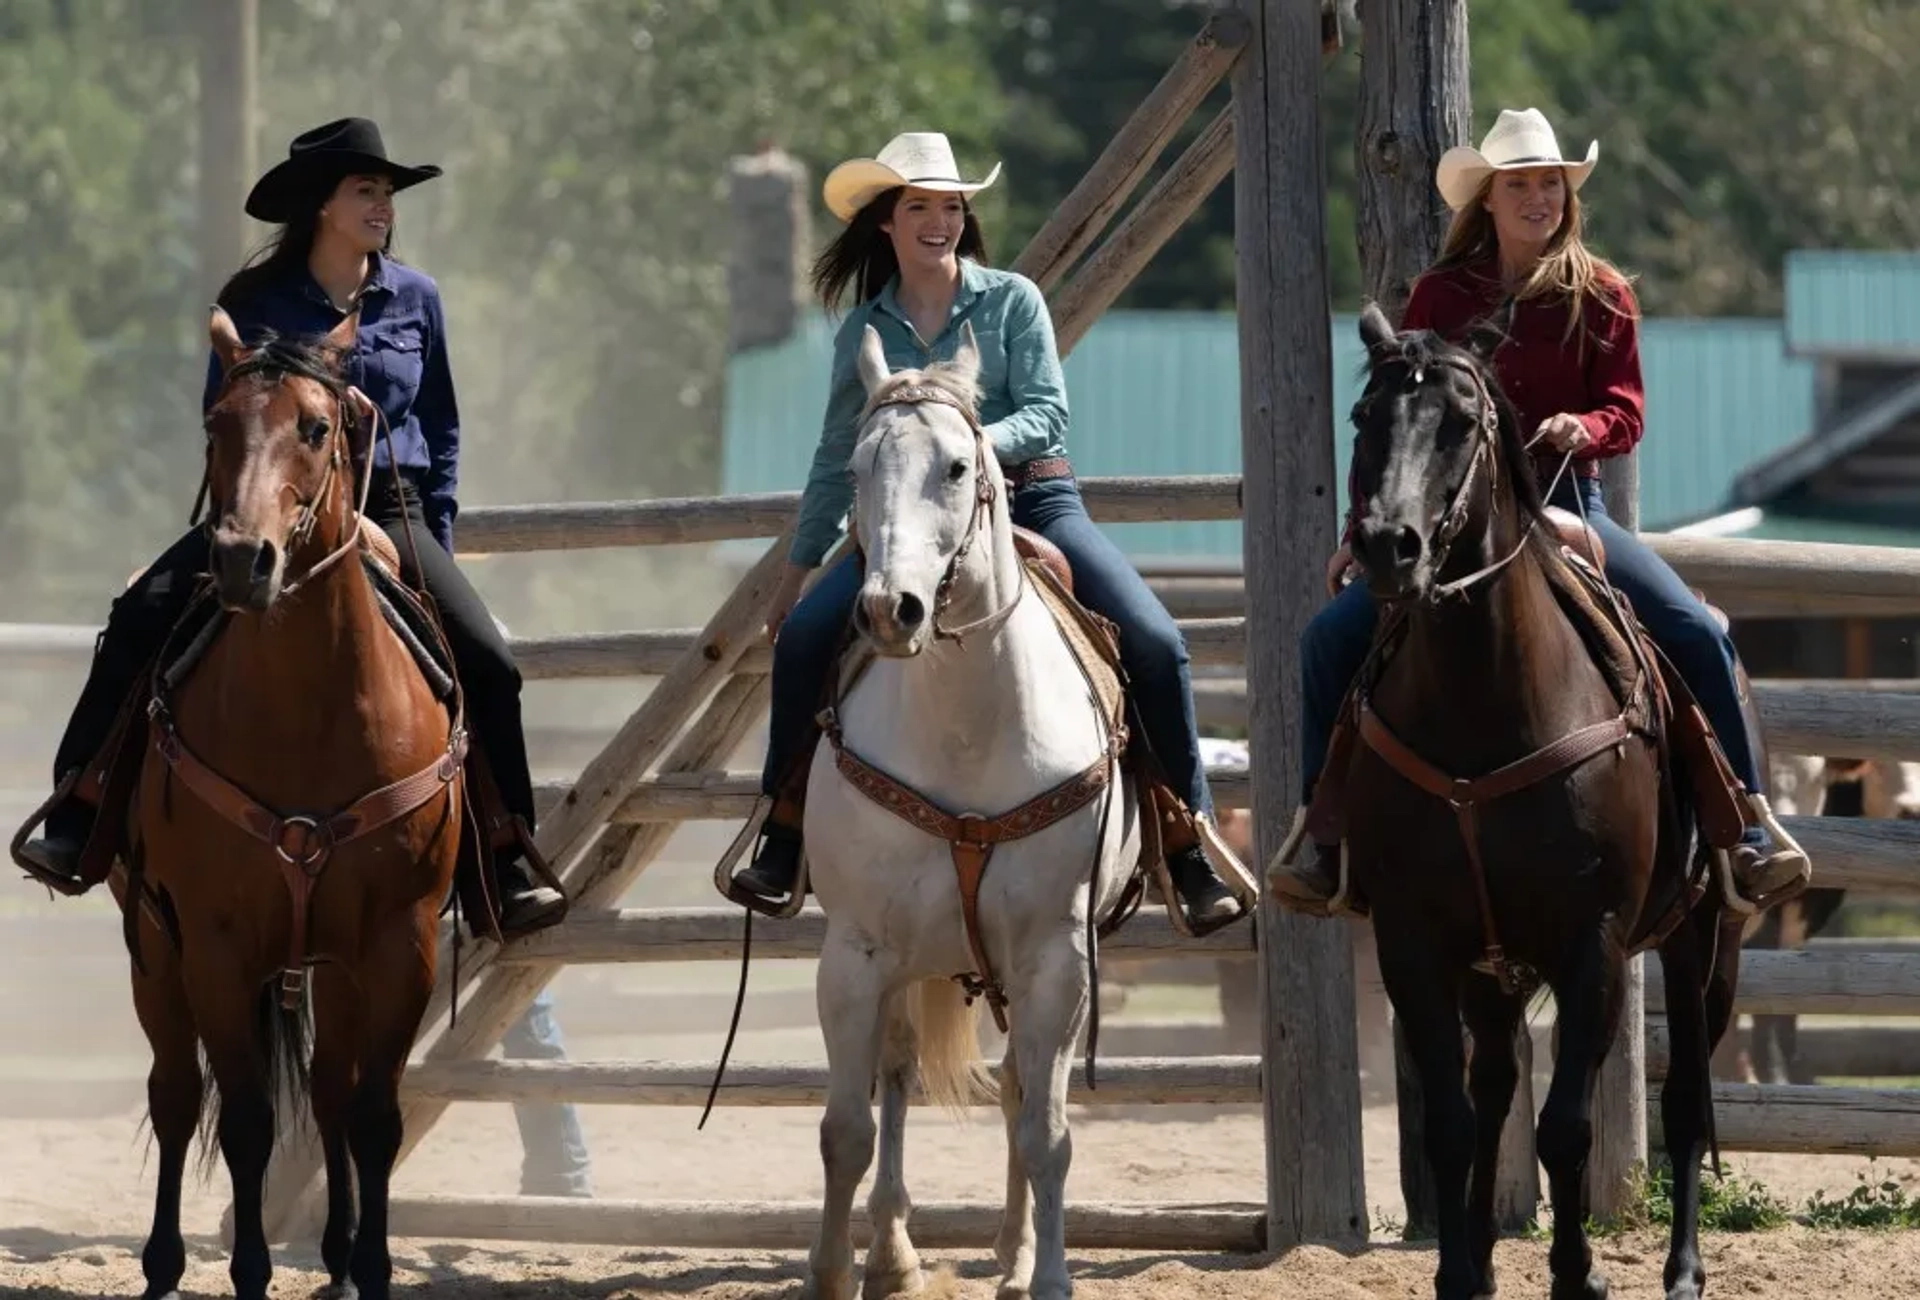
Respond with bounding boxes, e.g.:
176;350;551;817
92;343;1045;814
191;981;314;1181
911;977;996;1115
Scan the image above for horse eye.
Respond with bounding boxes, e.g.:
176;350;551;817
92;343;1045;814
305;418;330;447
946;457;969;482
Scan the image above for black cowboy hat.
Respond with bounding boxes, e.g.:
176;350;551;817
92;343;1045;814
244;117;442;224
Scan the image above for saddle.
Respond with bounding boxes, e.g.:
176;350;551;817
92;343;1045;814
10;528;551;952
1304;523;1758;966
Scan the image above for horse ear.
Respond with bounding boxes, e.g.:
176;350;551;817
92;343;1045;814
1463;298;1515;364
209;306;246;373
1357;300;1397;355
855;324;891;396
952;320;982;383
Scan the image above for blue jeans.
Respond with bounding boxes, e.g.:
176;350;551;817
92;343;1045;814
763;475;1211;818
1298;474;1762;810
502;988;593;1196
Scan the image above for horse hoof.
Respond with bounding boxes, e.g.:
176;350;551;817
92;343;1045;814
863;1265;923;1298
1550;1272;1607;1300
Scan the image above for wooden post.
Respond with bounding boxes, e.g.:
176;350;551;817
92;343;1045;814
1353;0;1491;1239
1589;451;1648;1220
1234;0;1367;1250
198;0;257;304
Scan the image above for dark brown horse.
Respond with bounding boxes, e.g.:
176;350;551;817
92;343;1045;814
1339;302;1745;1300
121;307;465;1299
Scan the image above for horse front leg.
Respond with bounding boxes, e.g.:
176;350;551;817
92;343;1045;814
308;964;364;1294
994;1045;1035;1298
129;926;202;1300
186;965;278;1300
1459;975;1525;1295
1375;930;1477;1300
1537;930;1619;1300
809;926;890;1300
1010;937;1090;1300
1655;906;1720;1300
862;988;924;1300
346;910;438;1300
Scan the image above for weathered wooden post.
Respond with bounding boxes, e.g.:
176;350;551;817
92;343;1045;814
1591;454;1649;1220
1234;0;1368;1249
1351;0;1545;1239
198;0;257;303
726;145;811;354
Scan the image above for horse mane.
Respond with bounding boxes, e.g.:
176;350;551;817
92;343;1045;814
858;356;984;428
222;328;351;400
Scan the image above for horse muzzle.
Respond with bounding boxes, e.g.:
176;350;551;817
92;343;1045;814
1353;516;1430;601
854;586;929;657
210;530;284;612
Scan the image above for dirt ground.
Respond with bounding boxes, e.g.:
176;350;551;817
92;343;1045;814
5;774;1920;1299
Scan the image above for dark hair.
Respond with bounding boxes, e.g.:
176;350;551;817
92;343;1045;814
809;186;990;313
215;174;397;312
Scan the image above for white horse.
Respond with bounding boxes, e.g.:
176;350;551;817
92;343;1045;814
799;322;1142;1300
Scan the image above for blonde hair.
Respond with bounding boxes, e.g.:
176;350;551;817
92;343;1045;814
1429;174;1637;350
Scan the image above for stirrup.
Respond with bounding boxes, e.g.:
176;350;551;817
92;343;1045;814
1265;807;1358;919
713;799;810;919
1192;811;1260;913
1718;793;1812;915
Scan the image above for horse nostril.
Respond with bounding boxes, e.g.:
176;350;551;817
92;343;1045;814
895;592;925;629
251;539;278;584
1393;526;1422;566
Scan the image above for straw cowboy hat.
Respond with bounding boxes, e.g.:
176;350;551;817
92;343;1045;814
1434;108;1598;211
822;132;1001;223
245;117;443;224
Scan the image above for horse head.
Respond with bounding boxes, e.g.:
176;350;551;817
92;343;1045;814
203;307;370;613
847;320;1004;657
1348;298;1541;603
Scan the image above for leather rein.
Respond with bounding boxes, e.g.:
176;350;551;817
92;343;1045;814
822;382;1125;1032
153;352;468;1008
1355;357;1651;994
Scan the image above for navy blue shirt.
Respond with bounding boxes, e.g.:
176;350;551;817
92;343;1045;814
203;252;462;551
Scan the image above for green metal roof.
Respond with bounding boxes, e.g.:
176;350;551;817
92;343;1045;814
724;308;1815;561
1785;250;1920;358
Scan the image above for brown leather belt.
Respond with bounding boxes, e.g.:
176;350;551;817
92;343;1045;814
1006;456;1074;490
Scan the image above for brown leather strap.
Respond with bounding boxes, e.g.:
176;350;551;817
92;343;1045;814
821;707;1118;1031
151;705;468;1007
1357;698;1638;993
1006;456;1074;490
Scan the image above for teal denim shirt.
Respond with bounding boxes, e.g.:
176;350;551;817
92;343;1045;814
790;259;1070;567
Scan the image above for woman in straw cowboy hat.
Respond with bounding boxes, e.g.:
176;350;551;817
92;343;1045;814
726;130;1245;932
1269;107;1810;916
16;117;566;938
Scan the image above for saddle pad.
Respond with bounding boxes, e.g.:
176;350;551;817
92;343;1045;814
1540;547;1660;729
1025;560;1126;736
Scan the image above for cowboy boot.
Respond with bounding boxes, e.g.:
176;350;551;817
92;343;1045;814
1265;807;1362;918
1728;793;1811;906
731;821;803;903
493;856;567;938
1166;844;1240;931
16;790;94;891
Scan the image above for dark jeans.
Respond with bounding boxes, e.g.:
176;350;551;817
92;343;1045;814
1299;474;1762;806
762;475;1211;818
49;481;536;857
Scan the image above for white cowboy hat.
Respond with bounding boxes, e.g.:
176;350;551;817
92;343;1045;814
1434;107;1598;211
822;132;1002;223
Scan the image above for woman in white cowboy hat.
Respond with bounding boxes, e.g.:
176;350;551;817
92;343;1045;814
726;130;1244;933
1270;106;1810;916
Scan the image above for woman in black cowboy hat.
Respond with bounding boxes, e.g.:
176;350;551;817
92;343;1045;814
16;117;566;938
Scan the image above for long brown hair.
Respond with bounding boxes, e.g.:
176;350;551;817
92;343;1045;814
215;177;397;312
1429;175;1636;348
810;186;990;313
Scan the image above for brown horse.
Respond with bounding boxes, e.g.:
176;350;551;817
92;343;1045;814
122;307;465;1300
1339;303;1744;1300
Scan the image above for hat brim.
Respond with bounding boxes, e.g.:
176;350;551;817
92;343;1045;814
822;158;1001;223
1435;139;1598;211
245;152;443;224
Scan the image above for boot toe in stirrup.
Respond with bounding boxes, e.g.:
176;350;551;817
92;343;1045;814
498;885;568;938
17;834;88;890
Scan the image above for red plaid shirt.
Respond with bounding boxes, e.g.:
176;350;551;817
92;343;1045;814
1342;256;1645;544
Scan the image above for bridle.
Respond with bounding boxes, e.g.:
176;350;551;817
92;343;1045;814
1372;355;1575;605
862;381;1024;646
202;349;390;601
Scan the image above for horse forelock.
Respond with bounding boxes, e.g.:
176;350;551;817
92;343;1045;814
218;330;350;410
859;359;983;429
